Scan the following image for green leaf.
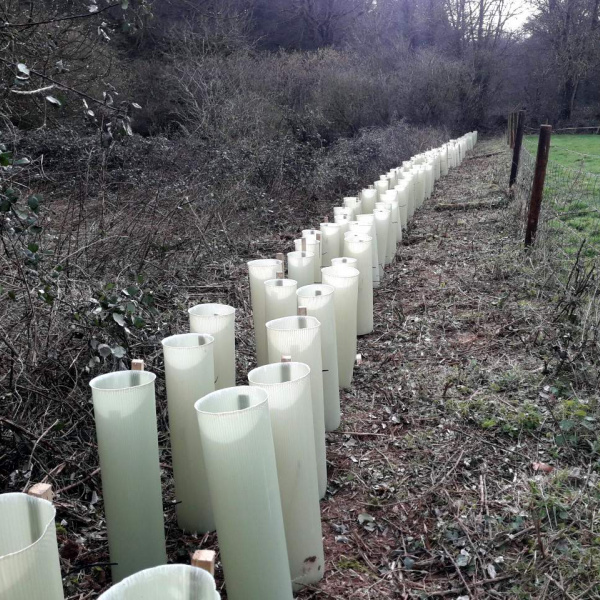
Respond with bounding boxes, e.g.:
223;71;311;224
28;194;41;212
17;63;29;76
13;157;30;166
121;0;130;8
560;419;575;432
29;225;43;233
0;151;13;167
27;243;39;253
112;313;125;327
133;316;145;328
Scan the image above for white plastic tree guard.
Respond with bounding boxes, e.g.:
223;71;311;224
343;197;362;216
343;232;374;335
373;208;390;274
287;251;315;288
162;333;215;533
321;265;359;389
394;185;409;231
319;222;341;266
375;201;396;265
353;215;380;289
331;256;358;268
294;237;321;283
98;565;220;600
360;188;377;214
0;493;64;600
248;259;284;366
374;179;388;201
333;214;350;239
195;387;293;600
89;370;167;582
265;278;298;324
266;316;327;498
247;362;325;588
188;303;236;390
297;284;340;431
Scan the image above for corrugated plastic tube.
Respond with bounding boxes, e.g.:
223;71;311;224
98;565;220;600
351;217;380;289
195;387;293;600
265;278;298;323
294;237;321;283
266;316;327;498
376;200;397;264
0;493;64;600
373;207;390;272
248;258;283;366
89;370;167;582
333;214;350;240
360;188;377;214
374;179;389;201
287;251;315;288
321;266;359;388
394;185;409;231
343;197;362;216
319;222;341;267
333;205;354;221
247;362;325;588
162;333;215;533
188;303;236;390
343;232;374;335
297;284;340;431
331;256;357;268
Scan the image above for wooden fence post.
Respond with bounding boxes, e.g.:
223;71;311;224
509;110;525;188
507;113;512;146
525;125;552;246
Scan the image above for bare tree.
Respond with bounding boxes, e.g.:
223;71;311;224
526;0;600;121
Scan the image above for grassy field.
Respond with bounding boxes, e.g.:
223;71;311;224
523;134;600;253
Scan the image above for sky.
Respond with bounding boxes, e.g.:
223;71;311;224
506;2;538;31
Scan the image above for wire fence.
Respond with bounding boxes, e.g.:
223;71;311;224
508;127;600;355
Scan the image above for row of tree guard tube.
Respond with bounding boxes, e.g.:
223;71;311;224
0;132;478;600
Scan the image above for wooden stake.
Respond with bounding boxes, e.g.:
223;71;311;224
301;238;307;252
356;353;362;366
525;125;552;246
510;110;526;188
28;483;54;502
281;355;292;362
276;252;284;264
131;359;144;371
191;549;216;576
297;307;307;316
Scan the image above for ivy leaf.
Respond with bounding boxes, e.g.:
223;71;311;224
28;194;41;212
560;419;575;431
27;243;39;253
121;0;130;8
45;95;62;107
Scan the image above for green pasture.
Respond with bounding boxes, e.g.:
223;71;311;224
523;134;600;254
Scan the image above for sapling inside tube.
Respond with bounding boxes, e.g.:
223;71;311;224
248;258;283;366
248;362;325;587
89;370;167;582
0;493;64;600
266;316;327;498
162;333;215;533
188;303;236;390
296;284;340;431
195;387;293;600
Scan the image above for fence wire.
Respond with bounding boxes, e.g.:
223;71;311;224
511;140;600;356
